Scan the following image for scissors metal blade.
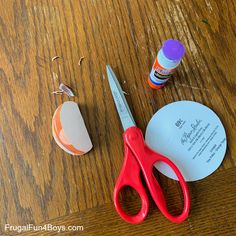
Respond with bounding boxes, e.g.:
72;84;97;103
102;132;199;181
106;65;136;131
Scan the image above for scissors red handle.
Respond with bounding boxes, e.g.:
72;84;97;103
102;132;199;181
114;127;190;224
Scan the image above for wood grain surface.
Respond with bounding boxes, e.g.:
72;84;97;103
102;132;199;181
0;0;235;235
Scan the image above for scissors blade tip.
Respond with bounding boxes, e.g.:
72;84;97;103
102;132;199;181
106;64;112;74
106;65;114;81
106;64;136;130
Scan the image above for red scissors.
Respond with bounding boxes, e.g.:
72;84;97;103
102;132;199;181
106;65;190;224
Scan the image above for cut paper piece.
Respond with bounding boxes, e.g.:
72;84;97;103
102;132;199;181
78;56;85;66
52;112;83;155
145;101;227;182
52;106;80;155
52;101;93;155
59;83;75;97
52;123;75;155
51;56;61;61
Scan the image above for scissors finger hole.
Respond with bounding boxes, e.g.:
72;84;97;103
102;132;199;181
152;166;184;216
118;186;142;215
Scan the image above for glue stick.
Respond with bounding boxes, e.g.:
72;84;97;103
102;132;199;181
148;39;185;89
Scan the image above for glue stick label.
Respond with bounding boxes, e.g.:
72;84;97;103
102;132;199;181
153;58;174;76
150;69;169;85
149;58;173;85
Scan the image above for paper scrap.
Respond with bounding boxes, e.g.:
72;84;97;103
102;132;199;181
59;83;75;97
51;56;61;61
52;72;58;81
52;90;63;95
122;91;129;95
78;56;85;66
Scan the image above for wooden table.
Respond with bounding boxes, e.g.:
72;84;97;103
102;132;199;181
0;0;235;235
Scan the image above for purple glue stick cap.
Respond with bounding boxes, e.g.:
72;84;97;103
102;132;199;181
162;39;185;61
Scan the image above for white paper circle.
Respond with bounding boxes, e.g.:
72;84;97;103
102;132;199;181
145;101;227;182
